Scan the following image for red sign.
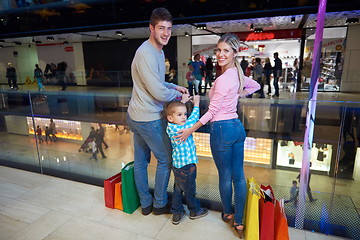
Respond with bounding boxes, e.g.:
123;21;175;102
64;46;73;52
234;29;302;42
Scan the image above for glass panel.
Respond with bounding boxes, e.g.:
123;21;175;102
1;89;360;238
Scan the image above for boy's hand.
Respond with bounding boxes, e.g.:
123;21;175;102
193;95;200;107
181;93;192;103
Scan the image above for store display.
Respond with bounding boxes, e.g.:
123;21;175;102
26;117;82;140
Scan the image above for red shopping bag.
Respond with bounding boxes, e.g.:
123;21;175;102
104;173;121;209
274;199;290;240
259;185;275;240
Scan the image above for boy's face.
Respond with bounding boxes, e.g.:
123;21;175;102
167;106;187;125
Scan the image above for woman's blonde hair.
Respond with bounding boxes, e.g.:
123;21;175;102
218;33;245;93
265;57;270;63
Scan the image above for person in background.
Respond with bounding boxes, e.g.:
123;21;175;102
34;64;45;91
186;65;195;96
36;125;43;143
264;57;272;95
240;56;249;73
6;62;18;90
98;123;108;149
285;180;299;206
175;33;260;239
165;58;171;82
49;119;57;142
272;52;282;98
95;129;107;159
253;57;265;98
297;162;317;202
203;57;214;95
191;54;205;95
165;95;208;225
126;7;189;216
45;126;52;143
88;139;98;161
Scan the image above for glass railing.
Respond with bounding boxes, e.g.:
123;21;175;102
0;89;359;239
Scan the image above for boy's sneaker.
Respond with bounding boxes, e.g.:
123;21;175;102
172;211;185;225
189;208;208;220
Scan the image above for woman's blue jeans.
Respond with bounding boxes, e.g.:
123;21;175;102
210;118;247;224
126;113;172;209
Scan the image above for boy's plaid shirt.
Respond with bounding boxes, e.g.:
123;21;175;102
166;106;199;168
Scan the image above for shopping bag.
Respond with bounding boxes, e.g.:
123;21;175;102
121;161;140;214
274;199;290;240
259;185;275;240
244;177;262;240
104;172;121;209
114;182;123;210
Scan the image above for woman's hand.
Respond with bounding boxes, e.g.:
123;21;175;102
181;93;192;103
174;127;194;142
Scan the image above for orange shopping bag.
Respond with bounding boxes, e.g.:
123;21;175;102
114;182;123;210
274;199;290;240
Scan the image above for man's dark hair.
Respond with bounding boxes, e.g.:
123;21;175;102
292;180;297;185
150;7;172;27
274;52;279;57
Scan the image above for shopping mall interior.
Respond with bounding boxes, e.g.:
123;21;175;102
1;1;360;239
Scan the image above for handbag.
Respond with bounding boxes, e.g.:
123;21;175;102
274;199;290;240
114;182;123;210
259;185;275;240
104;172;121;209
244;177;263;240
121;161;140;214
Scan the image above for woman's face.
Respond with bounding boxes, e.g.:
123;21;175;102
215;42;236;70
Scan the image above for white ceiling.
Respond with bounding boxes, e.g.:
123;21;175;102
1;10;359;46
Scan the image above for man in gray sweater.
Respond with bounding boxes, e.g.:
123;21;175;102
126;8;189;216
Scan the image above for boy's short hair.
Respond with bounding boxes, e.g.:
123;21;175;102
165;101;185;116
292;180;297;185
150;8;172;27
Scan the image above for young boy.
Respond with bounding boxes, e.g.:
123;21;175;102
285;180;299;206
166;95;208;225
88;139;98;161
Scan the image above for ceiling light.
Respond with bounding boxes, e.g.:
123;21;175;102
14;41;22;45
116;31;123;36
254;28;263;33
121;38;128;42
346;18;359;24
196;24;207;30
291;17;296;24
47;36;54;41
250;24;254;30
35;40;42;44
63;41;69;44
96;34;100;39
185;32;189;37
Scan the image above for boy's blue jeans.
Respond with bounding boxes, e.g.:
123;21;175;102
210;118;247;224
126;113;172;209
171;164;201;214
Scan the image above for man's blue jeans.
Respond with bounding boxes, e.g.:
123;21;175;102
126;113;172;209
171;164;201;214
210;118;247;224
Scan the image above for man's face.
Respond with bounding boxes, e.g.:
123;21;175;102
150;20;172;48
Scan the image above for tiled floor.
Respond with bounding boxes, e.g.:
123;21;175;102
0;166;351;240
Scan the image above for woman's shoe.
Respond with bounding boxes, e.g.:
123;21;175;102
221;212;234;223
233;223;244;239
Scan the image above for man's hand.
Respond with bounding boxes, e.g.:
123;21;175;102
176;86;189;94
